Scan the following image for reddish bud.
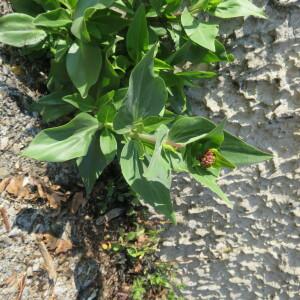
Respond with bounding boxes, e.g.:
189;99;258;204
199;149;216;168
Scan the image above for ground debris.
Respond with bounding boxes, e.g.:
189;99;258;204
70;191;86;214
40;233;73;254
37;239;57;284
0;206;11;232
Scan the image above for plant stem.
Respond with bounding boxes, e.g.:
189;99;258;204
130;132;184;150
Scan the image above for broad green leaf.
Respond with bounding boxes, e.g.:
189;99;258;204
77;132;112;194
22;113;100;162
100;129;117;161
164;151;188;173
11;0;43;16
66;41;102;98
203;118;225;148
97;103;117;123
120;140;175;222
113;45;167;133
71;0;115;40
213;149;236;169
31;91;75;122
63;93;96;112
212;0;266;19
220;132;272;165
143;116;174;133
168;116;215;144
97;50;120;95
34;8;72;27
0;13;47;47
47;52;71;92
126;4;149;62
33;0;60;10
87;10;128;38
167;40;234;65
144;125;171;188
170;116;272;164
191;168;233;207
181;8;219;52
73;0;115;19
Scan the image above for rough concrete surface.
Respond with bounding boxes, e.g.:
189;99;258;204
1;0;300;299
160;1;300;299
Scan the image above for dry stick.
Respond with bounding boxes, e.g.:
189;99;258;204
15;273;26;300
0;207;11;232
37;239;57;284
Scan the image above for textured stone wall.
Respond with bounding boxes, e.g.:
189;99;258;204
160;1;300;299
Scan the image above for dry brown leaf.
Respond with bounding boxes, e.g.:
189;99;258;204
5;176;24;196
70;191;86;214
37;240;57;283
55;239;73;254
0;177;11;192
0;207;11;232
4;176;39;200
41;234;59;251
15;273;26;300
133;262;143;273
46;191;65;209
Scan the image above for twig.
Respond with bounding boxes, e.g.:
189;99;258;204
0;207;11;232
15;273;26;300
37;239;57;284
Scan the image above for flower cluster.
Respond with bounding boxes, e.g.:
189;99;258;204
199;149;216;168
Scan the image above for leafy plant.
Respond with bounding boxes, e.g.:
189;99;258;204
0;0;271;222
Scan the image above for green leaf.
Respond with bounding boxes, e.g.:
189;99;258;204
212;149;236;169
97;50;120;95
97;103;117;123
63;93;96;112
191;168;233;207
168;83;187;114
22;113;100;162
212;0;266;19
100;129;117;161
120;140;175;223
220;132;272;165
73;0;114;19
113;45;167;133
143;116;174;133
181;8;219;52
168;116;215;145
144;125;171;187
203;118;225;148
175;70;217;79
59;0;78;10
87;9;128;38
77;131;112;194
126;4;149;62
10;0;43;16
33;0;60;10
31;91;75;122
34;8;72;28
71;0;115;40
66;41;102;98
167;40;234;65
0;13;47;47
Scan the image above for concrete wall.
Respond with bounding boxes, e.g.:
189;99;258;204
160;1;300;299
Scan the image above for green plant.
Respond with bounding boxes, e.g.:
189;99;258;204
0;0;271;222
131;262;185;300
